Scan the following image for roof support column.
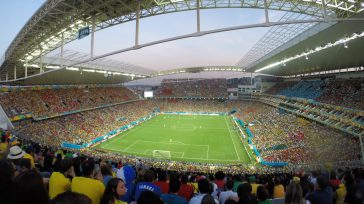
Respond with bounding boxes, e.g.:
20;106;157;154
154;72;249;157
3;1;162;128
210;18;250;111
263;0;269;23
91;16;96;58
5;72;8;81
40;49;43;73
14;65;16;80
196;0;200;32
25;61;28;78
135;0;140;46
250;72;253;86
321;0;328;20
360;135;364;164
60;32;64;68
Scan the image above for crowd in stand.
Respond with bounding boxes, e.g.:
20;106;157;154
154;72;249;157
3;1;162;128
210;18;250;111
158;99;229;113
236;102;360;165
267;78;364;110
156;79;228;98
0;87;137;118
1;134;364;204
317;78;364;110
14;100;156;146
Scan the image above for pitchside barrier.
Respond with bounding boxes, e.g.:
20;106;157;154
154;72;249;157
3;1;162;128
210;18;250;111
235;118;288;167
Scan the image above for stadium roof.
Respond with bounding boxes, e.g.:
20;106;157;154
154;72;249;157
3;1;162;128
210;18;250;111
0;0;363;84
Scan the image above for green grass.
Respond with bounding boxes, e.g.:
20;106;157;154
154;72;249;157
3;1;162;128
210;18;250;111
95;114;254;164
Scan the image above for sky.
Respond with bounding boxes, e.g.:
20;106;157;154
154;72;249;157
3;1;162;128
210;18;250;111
0;0;286;72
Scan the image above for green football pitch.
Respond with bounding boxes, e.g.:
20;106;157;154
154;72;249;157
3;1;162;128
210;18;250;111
95;114;254;164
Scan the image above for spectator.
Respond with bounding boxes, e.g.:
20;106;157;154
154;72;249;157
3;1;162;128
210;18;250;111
284;182;304;204
18;158;32;173
134;169;162;201
201;194;217;204
71;160;105;204
237;183;258;204
116;165;136;204
179;174;194;201
161;178;188;204
137;190;163;204
23;145;35;169
273;177;285;198
249;176;261;196
49;158;75;199
50;191;92;204
0;135;8;159
100;178;127;204
257;186;271;204
306;175;333;204
7;145;26;173
0;159;16;204
219;179;237;204
13;169;49;204
101;164;113;187
154;170;169;194
190;179;218;204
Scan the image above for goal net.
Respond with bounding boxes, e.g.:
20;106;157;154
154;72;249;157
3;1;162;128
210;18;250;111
152;150;171;159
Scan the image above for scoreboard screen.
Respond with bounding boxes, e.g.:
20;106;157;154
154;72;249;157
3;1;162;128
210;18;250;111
144;91;153;98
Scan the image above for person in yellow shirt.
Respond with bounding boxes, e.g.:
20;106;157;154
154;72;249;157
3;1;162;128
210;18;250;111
49;159;75;199
23;153;35;169
273;178;285;198
72;160;105;204
0;136;8;159
334;183;346;204
100;178;128;204
249;176;261;195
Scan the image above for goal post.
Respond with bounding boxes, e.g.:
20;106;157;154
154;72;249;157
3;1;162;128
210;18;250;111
152;150;171;159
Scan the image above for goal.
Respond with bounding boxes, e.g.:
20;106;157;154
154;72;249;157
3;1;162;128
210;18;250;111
152;150;171;159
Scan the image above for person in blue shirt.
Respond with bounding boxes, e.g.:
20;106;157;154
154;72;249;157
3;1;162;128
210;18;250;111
306;175;333;204
134;169;161;201
161;178;188;204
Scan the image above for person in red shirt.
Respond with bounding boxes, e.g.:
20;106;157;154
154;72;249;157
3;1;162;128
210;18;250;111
329;171;340;188
153;170;169;194
178;174;194;201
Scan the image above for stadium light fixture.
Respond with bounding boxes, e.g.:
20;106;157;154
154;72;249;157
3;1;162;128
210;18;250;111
66;67;79;71
46;65;60;69
82;69;95;73
255;31;364;72
24;63;39;68
96;70;107;74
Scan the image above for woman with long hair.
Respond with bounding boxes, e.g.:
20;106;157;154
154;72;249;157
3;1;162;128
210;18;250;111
284;182;304;204
13;169;49;204
100;178;127;204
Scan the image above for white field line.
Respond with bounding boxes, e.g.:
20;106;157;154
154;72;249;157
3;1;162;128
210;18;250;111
106;147;239;161
101;122;143;148
123;140;140;152
224;116;241;161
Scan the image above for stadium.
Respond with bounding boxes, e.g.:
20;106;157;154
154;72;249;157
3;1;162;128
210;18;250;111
0;0;363;204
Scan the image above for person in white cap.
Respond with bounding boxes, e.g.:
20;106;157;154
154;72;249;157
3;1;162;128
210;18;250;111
7;145;26;174
7;145;25;160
